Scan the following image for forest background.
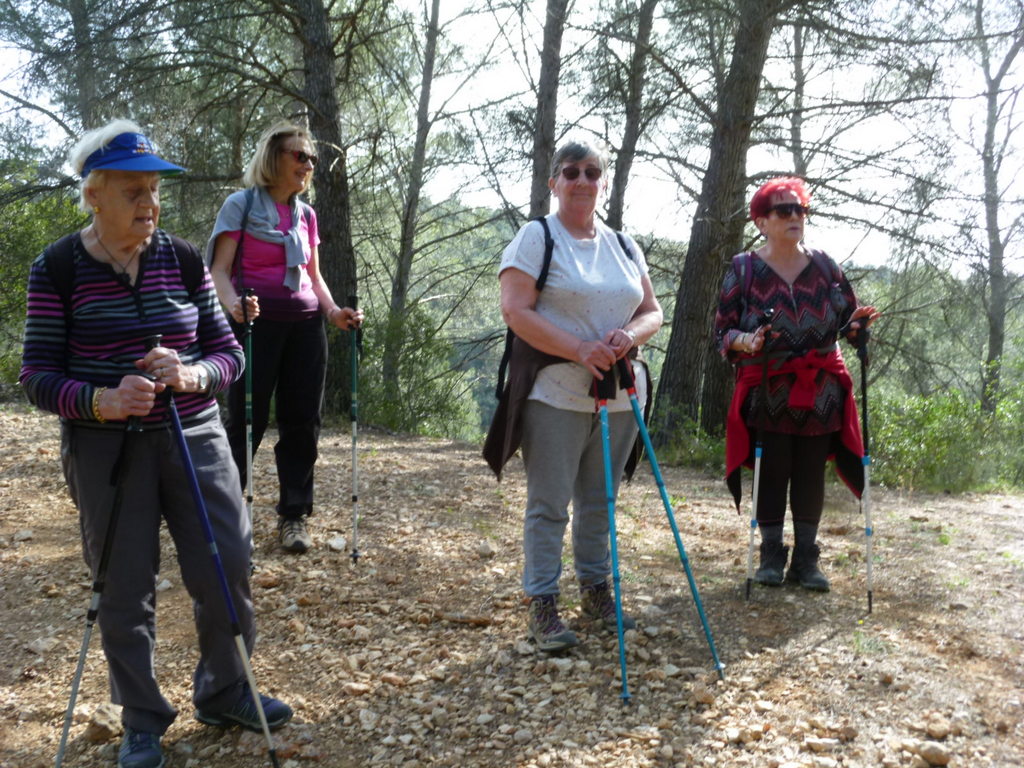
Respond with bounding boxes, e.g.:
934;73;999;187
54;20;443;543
0;0;1022;493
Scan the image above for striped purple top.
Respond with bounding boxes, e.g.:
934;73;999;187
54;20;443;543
20;229;243;427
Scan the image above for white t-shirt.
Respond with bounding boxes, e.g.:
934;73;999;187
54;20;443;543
499;214;649;413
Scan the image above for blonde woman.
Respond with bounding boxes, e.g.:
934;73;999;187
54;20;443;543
208;122;362;553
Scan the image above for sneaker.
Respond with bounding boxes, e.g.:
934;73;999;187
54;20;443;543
195;683;294;731
118;727;164;768
278;516;311;553
527;595;579;652
580;580;637;631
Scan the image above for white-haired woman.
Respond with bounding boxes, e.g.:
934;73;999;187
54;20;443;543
484;139;663;651
208;121;362;554
20;119;291;768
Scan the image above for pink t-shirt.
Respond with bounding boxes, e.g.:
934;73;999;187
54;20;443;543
228;203;321;322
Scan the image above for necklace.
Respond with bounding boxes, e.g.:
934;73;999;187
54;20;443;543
93;230;144;276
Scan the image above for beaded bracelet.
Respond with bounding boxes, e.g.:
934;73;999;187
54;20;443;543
92;387;107;423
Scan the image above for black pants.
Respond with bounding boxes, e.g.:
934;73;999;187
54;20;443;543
227;314;327;519
754;431;832;527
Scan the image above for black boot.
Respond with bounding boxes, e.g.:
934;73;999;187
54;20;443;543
753;524;787;586
787;522;830;592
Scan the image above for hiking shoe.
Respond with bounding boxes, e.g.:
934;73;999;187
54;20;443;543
278;516;311;553
118;727;164;768
786;542;831;592
754;542;789;586
580;580;636;631
527;595;579;652
195;683;294;731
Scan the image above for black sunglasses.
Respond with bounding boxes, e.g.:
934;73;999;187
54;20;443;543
768;203;809;218
282;149;318;167
560;165;603;181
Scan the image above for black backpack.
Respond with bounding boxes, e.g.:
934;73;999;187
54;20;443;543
493;217;635;399
42;231;205;329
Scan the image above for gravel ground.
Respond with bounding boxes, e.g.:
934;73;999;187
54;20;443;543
1;403;1022;768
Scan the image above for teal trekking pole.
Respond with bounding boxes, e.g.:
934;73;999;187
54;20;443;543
593;368;632;704
615;357;725;680
348;295;362;565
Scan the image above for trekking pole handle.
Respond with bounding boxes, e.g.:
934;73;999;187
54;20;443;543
616;357;635;390
855;325;871;364
593;366;617;401
241;288;255;328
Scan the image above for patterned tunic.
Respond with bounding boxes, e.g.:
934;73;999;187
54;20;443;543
20;229;243;427
714;250;857;435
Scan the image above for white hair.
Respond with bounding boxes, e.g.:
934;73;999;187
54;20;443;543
69;119;144;213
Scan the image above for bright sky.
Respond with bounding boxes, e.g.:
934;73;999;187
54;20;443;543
2;2;1020;277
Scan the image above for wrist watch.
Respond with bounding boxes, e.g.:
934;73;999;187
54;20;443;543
195;366;209;394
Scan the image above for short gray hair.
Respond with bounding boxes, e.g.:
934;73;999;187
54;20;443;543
243;121;313;190
68;118;144;213
549;138;611;178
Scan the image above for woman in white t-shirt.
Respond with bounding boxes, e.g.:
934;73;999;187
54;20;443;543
498;139;663;651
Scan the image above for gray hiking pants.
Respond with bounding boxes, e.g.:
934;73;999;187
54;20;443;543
520;400;638;597
61;413;253;735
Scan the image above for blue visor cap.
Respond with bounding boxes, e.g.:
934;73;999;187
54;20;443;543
81;132;186;177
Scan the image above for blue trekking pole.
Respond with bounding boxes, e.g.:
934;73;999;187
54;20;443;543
149;335;283;768
855;326;874;613
593;369;632;704
615;358;725;680
241;288;255;527
348;295;362;565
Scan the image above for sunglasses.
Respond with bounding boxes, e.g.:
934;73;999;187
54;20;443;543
559;165;603;181
768;203;810;218
282;149;318;167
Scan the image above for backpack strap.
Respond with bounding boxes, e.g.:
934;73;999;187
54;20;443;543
494;218;557;399
533;216;555;291
733;251;754;313
233;187;257;286
167;233;206;297
42;234;78;330
614;231;635;262
808;248;840;283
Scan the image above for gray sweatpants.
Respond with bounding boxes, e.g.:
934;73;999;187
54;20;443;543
61;414;253;735
520;400;638;597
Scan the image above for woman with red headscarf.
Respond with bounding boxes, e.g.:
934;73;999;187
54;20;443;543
715;177;879;592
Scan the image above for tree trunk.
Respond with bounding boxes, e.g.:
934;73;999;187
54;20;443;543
606;0;658;232
67;0;97;128
529;0;569;219
976;0;1023;412
651;0;781;444
789;23;808;177
295;0;358;415
381;0;440;407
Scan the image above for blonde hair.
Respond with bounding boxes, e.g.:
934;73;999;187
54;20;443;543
69;118;143;213
243;121;314;191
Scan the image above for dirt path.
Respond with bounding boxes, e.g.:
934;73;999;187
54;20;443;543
1;404;1022;768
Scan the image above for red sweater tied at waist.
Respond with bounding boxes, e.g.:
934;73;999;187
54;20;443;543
725;345;865;509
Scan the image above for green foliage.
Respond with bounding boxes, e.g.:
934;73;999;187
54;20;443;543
0;183;85;382
359;304;478;439
871;386;1024;492
652;414;725;474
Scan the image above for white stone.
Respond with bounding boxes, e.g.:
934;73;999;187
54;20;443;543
26;636;58;655
918;741;952;765
327;536;347;552
14;529;33;542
